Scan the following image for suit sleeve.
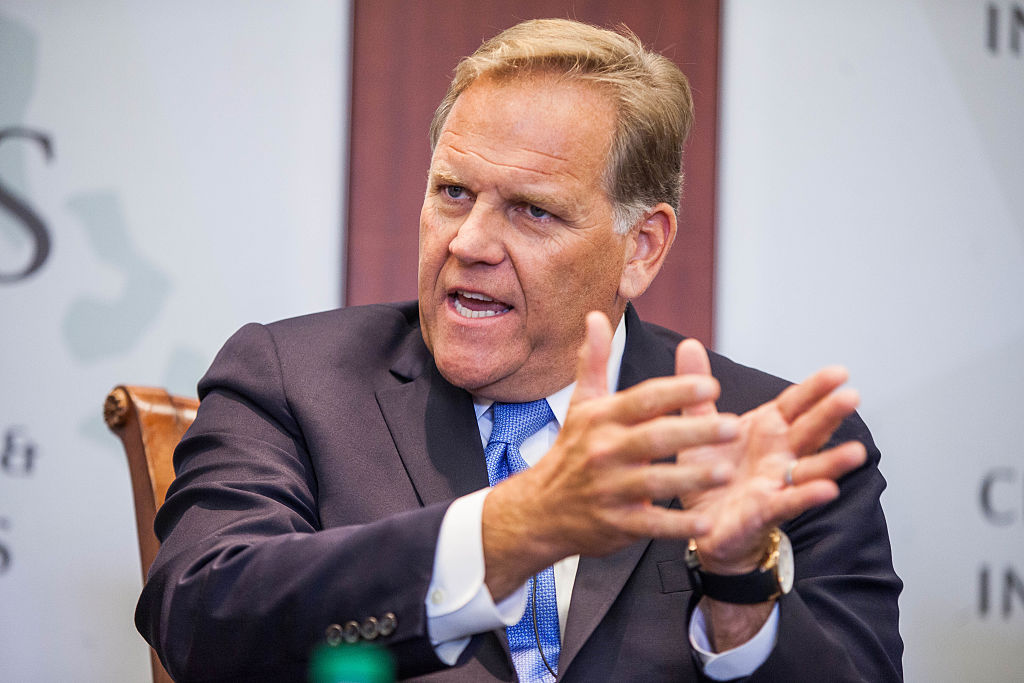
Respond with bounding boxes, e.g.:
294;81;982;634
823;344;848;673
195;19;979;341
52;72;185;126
135;322;458;681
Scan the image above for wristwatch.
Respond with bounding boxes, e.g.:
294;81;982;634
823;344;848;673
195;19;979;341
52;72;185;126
685;528;794;604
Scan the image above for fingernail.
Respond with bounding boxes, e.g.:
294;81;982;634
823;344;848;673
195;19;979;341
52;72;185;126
694;516;711;535
694;378;717;400
712;463;733;483
718;416;739;438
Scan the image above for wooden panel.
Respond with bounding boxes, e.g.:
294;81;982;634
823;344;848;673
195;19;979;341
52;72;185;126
347;0;720;344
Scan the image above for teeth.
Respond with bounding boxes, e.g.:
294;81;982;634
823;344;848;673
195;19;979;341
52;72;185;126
452;290;510;319
454;297;504;318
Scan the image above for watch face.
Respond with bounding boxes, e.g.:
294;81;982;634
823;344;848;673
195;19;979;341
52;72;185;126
778;531;795;594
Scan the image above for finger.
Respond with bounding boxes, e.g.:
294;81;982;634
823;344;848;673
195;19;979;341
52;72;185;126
745;406;791;461
676;439;733;463
615;460;734;500
762;480;843;526
676;338;718;417
607;375;722;425
571;311;614;404
775;366;848;424
786;441;867;485
612;413;740;462
615;504;712;540
788;388;860;455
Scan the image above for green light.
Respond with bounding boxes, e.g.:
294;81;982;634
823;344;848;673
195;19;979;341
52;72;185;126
309;642;396;683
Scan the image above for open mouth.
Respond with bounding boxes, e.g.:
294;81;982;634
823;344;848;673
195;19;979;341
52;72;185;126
450;290;512;319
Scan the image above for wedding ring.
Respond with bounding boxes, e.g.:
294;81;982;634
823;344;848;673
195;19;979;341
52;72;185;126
784;461;798;487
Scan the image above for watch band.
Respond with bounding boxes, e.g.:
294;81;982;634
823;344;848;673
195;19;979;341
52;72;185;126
685;530;790;604
689;562;781;604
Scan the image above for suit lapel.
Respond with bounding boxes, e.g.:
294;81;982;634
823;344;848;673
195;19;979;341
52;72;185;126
561;305;678;671
560;540;650;670
375;329;514;676
375;336;488;507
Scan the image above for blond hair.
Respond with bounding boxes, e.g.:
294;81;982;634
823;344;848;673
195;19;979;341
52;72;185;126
429;18;694;233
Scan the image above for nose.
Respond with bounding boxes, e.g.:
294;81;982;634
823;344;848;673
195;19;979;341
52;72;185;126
448;203;506;265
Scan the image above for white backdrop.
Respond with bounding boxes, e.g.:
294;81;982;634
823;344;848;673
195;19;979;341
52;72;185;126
0;1;348;679
719;1;1024;680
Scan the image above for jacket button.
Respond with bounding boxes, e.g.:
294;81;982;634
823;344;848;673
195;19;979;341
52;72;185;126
342;620;360;644
324;623;343;646
379;612;397;637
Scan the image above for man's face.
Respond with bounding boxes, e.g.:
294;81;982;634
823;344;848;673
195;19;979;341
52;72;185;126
418;73;635;401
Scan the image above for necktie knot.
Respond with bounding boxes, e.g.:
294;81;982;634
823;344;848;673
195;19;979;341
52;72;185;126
485;398;554;486
490;399;555;451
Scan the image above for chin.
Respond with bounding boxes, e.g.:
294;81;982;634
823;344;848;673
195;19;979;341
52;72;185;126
432;349;510;394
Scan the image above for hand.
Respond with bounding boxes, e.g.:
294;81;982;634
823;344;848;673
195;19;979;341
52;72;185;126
672;339;867;651
673;339;866;576
481;312;741;600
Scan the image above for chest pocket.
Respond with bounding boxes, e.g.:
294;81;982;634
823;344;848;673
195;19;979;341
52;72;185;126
657;558;695;594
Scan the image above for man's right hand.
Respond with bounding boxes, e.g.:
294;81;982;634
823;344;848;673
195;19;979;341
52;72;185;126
481;311;741;600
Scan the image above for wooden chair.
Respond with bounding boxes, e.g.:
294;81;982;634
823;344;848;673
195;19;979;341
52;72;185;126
104;385;199;683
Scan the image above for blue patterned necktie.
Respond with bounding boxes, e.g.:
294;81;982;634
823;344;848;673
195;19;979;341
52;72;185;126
485;399;559;683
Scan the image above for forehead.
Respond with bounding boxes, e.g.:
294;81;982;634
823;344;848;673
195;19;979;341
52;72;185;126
431;73;617;193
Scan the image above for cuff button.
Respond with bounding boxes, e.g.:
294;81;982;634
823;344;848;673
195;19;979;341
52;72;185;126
342;620;360;644
379;612;397;637
324;623;343;647
360;616;380;640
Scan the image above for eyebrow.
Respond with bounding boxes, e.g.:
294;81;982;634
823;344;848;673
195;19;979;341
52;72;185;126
429;167;575;213
428;169;462;187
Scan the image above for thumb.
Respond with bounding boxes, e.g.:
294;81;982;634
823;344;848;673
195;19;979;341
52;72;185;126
571;311;613;404
676;338;717;416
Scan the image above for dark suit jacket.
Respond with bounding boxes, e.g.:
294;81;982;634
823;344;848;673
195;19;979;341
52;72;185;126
136;302;903;681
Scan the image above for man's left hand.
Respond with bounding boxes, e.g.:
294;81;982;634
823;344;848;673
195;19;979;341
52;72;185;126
673;339;867;649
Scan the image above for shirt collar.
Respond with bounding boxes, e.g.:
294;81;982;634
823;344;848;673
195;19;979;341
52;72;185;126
472;314;628;426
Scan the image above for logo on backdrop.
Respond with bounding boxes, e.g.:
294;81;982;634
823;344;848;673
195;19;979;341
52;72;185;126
979;467;1024;617
0;127;53;283
2;427;38;478
0;516;9;576
987;3;1024;56
0;426;38;576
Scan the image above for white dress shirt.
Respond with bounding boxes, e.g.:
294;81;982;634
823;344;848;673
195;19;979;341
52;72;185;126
424;317;778;678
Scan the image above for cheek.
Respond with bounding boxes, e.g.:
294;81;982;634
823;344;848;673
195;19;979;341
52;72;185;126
418;210;448;275
545;244;627;319
578;244;624;290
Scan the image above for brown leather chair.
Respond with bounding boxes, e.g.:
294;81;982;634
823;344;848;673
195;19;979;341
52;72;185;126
104;385;198;683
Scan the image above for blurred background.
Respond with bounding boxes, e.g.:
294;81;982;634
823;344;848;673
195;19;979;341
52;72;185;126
1;1;1021;680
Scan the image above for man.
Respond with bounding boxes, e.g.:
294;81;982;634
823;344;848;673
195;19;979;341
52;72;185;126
138;19;902;681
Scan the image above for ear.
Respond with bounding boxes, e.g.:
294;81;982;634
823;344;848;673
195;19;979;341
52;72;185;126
618;202;677;299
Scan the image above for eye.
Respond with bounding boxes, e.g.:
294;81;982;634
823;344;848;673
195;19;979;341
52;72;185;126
443;185;468;199
526;204;552;220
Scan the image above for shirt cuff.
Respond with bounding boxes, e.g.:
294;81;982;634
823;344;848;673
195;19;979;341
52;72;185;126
427;488;527;665
689;599;780;681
